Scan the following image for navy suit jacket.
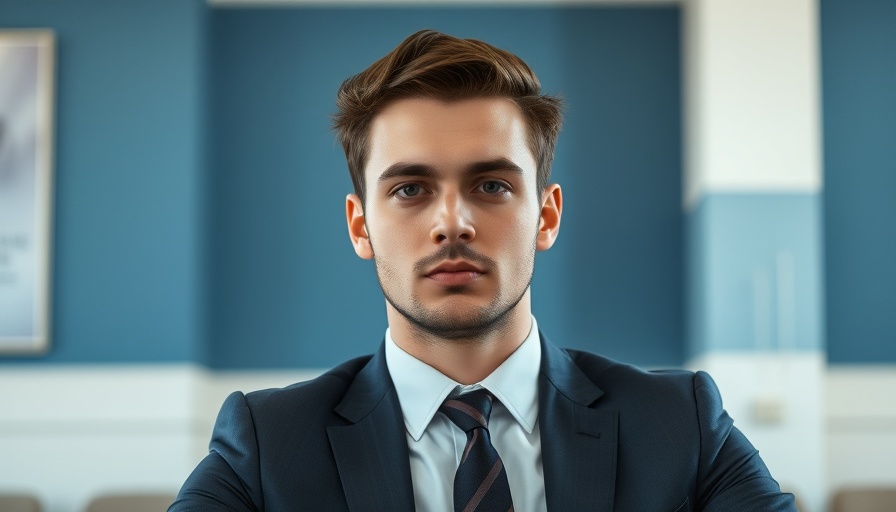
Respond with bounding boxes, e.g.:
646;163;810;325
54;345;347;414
171;335;796;511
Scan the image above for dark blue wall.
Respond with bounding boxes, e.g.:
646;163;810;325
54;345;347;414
3;1;890;368
1;0;208;364
822;0;896;363
0;3;690;368
207;7;683;368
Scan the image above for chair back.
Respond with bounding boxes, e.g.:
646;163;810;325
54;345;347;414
0;494;41;512
84;493;176;512
831;487;896;512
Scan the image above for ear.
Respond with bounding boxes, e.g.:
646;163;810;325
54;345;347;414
536;184;562;251
346;194;373;259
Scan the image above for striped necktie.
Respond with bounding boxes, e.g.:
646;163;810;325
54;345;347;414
439;389;514;512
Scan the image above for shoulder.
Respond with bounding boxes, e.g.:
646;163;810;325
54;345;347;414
248;354;372;399
559;347;729;421
553;351;792;507
236;354;375;425
562;347;737;454
564;348;706;396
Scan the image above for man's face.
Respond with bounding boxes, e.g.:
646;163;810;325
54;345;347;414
346;97;560;339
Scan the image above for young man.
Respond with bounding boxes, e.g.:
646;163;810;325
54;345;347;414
171;30;796;511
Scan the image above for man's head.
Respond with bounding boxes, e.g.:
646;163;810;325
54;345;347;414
337;30;564;343
333;29;563;204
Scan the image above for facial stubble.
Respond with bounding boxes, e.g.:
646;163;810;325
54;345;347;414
370;232;538;343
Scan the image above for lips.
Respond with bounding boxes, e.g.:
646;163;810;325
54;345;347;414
425;260;485;286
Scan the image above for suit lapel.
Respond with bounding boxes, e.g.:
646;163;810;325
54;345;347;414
539;334;618;512
327;344;415;512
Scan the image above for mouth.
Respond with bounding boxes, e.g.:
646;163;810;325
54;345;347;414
424;260;485;286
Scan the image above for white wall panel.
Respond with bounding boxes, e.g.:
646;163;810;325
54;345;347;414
825;366;896;494
683;0;822;207
688;351;827;512
0;366;322;512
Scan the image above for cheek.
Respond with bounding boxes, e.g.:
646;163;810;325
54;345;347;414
369;213;426;257
489;209;539;257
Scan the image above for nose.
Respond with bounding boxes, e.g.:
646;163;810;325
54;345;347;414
430;191;476;244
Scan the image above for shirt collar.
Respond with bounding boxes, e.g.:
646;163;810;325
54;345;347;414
385;316;541;441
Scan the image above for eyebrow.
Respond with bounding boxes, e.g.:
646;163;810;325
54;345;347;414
377;158;524;183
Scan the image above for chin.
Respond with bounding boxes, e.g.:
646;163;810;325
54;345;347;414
405;303;516;340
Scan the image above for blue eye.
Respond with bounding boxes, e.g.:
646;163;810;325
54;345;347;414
479;181;508;194
396;184;422;198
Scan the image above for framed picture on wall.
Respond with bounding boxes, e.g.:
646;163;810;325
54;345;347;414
0;30;55;354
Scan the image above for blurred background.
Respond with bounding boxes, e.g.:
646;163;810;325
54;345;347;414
0;0;893;511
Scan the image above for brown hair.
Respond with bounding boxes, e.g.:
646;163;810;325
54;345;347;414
333;29;564;203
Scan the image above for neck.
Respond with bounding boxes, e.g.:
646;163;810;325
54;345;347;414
386;291;533;385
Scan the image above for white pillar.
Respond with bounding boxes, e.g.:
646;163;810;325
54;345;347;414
683;0;822;205
682;1;825;510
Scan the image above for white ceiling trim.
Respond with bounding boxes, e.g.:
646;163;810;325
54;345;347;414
209;0;680;7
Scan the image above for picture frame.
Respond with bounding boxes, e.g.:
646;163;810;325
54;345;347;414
0;30;55;354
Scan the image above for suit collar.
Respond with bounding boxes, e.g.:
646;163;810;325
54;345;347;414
328;335;620;512
540;332;606;406
328;343;416;512
539;332;618;512
333;342;394;423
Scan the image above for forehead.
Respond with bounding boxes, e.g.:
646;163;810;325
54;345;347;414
365;97;535;180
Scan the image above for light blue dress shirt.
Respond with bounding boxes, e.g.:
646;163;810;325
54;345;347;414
384;317;546;512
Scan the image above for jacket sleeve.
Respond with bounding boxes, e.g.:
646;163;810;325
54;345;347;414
693;371;797;512
169;392;264;512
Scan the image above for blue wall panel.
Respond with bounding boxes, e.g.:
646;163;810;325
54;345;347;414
551;9;683;366
686;193;824;358
1;0;208;363
207;7;683;368
1;4;683;368
822;0;896;363
2;1;892;367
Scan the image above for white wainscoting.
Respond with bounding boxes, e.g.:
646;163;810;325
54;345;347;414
1;362;894;512
688;352;828;512
0;365;322;512
824;366;896;493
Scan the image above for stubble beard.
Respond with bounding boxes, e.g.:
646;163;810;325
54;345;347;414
372;240;536;343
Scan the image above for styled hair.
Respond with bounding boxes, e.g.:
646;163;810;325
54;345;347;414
333;29;564;203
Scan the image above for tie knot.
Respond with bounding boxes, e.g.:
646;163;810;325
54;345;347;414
439;389;494;433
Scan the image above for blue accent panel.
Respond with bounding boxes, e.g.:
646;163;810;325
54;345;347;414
0;0;208;364
542;8;684;367
207;7;683;368
686;194;824;358
822;0;896;363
